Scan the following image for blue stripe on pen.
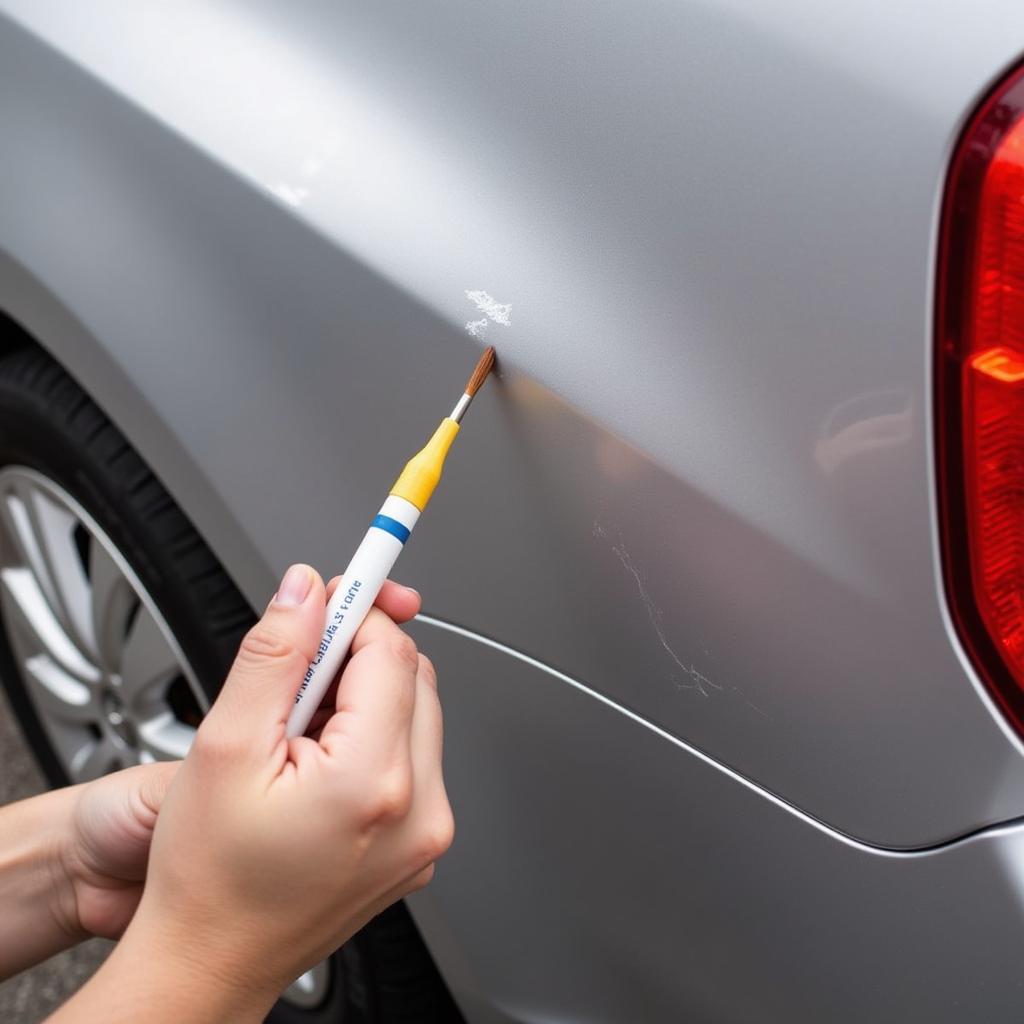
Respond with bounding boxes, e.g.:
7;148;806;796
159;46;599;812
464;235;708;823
371;514;411;544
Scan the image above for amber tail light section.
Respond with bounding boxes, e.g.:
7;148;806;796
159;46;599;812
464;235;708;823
938;64;1024;734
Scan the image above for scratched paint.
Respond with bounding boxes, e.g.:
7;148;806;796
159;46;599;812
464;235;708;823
594;519;770;718
594;522;720;697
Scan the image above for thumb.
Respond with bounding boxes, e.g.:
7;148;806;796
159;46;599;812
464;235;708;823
135;760;180;819
204;563;327;744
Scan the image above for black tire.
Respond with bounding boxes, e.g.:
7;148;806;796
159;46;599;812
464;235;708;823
0;339;462;1024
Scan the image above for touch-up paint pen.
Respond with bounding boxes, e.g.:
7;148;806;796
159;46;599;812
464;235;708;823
285;347;496;738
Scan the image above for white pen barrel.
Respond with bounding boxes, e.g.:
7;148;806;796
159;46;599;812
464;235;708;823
285;496;420;737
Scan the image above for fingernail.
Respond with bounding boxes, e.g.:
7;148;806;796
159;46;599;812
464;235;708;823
403;586;421;600
275;564;312;606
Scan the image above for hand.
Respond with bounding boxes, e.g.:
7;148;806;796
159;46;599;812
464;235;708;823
60;761;179;941
50;566;453;1023
0;765;175;980
56;574;425;945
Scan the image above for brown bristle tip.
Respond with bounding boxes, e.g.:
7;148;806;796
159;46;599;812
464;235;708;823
465;346;496;396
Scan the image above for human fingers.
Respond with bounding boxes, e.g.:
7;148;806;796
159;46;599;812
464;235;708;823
319;615;420;773
202;564;326;756
406;654;453;868
324;576;421;623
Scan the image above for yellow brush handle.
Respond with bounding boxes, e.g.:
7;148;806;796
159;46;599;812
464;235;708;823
389;418;460;512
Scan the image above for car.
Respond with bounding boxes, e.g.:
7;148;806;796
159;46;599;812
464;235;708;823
3;2;1024;1021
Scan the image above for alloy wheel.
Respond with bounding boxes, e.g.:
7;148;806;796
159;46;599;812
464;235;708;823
0;466;202;778
0;465;329;1010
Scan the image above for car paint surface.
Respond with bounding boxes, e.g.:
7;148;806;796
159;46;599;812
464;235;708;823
408;616;1024;1023
3;1;1024;1019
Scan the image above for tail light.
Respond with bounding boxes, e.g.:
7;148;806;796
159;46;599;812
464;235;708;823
938;63;1024;734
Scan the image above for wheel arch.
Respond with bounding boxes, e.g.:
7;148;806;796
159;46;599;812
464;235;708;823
0;251;272;611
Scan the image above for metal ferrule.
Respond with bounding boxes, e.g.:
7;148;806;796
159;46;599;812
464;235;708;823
450;391;473;423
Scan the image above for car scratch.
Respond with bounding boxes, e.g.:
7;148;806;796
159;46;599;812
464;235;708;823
594;521;721;698
742;697;771;720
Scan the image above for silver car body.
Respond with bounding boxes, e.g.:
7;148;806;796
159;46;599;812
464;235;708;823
2;1;1024;1019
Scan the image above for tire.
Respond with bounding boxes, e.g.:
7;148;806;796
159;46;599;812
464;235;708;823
0;340;461;1023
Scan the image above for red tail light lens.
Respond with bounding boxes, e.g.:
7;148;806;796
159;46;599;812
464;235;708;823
938;65;1024;734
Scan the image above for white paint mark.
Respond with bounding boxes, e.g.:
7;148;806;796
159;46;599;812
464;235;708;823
465;290;512;336
270;182;310;207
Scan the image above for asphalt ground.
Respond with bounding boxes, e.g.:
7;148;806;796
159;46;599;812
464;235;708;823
0;687;112;1023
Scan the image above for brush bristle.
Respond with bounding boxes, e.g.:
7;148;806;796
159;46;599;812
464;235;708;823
464;346;496;397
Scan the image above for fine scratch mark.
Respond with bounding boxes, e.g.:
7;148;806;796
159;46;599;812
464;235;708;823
743;698;771;720
464;290;512;337
595;521;722;698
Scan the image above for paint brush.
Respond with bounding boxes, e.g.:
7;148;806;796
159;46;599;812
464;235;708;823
285;346;496;737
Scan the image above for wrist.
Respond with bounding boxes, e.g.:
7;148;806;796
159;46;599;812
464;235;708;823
23;785;87;942
49;786;92;943
49;920;279;1024
0;785;86;979
103;903;282;1021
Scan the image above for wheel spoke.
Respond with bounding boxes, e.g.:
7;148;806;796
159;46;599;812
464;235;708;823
22;653;95;723
88;539;138;675
0;467;202;783
26;486;102;662
0;488;64;617
69;735;122;782
137;712;195;760
0;482;100;664
0;567;100;682
119;604;179;712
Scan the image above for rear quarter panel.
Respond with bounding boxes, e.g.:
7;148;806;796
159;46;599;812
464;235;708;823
5;3;1024;1018
2;0;1023;844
